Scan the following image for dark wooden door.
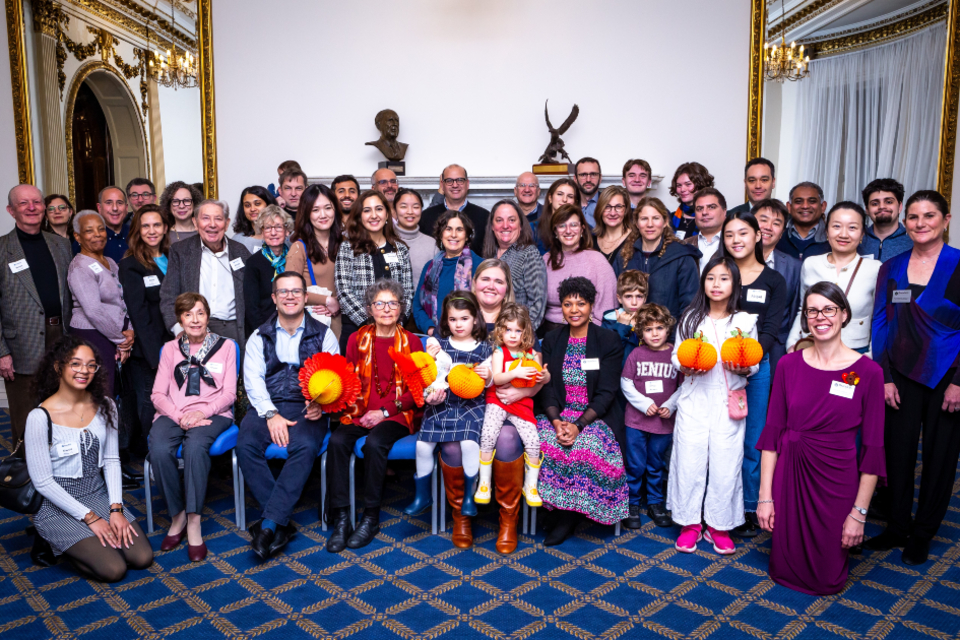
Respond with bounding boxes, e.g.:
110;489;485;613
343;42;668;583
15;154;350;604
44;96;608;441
72;81;114;211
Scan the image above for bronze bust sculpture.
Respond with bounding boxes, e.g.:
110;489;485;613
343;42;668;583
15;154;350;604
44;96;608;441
538;100;579;165
366;109;408;162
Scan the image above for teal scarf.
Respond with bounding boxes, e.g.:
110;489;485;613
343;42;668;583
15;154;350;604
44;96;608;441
260;244;288;280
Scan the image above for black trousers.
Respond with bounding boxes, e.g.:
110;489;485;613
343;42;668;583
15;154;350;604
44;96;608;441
886;367;960;541
327;420;408;511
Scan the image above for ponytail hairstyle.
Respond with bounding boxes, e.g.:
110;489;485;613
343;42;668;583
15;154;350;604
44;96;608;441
438;290;487;342
677;254;742;341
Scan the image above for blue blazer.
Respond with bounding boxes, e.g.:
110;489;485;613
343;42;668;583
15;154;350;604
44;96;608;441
769;249;801;375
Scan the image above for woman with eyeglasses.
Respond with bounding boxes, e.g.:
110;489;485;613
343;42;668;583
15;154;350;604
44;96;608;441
43;194;75;240
244;205;294;334
540;204;617;336
25;335;154;581
535;178;580;254
593;186;633;264
159;181;202;245
326;279;425;552
757;282;884;594
232;186;278;254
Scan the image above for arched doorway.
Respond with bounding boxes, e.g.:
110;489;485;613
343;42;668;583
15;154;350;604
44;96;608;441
72;82;114;211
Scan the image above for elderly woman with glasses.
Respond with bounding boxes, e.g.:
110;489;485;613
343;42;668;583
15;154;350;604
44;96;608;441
325;279;425;553
244;205;294;334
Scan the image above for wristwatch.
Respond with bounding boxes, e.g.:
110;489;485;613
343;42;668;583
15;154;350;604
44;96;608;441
264;409;278;419
852;505;867;516
381;408;390;419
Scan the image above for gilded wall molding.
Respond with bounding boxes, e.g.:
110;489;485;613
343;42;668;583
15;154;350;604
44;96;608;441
6;0;34;185
768;0;844;37
197;0;215;198
810;3;948;57
937;0;959;207
747;0;765;166
61;0;195;51
802;0;945;43
64;59;148;204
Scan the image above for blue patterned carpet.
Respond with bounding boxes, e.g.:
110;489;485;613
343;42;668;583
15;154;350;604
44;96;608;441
1;412;959;640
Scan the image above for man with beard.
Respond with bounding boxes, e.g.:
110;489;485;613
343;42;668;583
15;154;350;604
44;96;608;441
419;164;488;256
859;178;911;263
371;168;399;214
776;182;830;261
729;158;776;215
331;175;360;222
574;157;602;227
621;159;652;208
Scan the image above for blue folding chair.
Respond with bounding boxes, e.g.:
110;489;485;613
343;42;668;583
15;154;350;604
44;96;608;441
349;433;437;534
143;340;243;533
236;429;332;531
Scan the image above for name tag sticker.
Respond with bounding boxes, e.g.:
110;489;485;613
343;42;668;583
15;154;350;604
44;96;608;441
56;442;79;457
8;259;28;273
229;257;244;271
317;287;332;296
892;289;912;304
746;288;766;304
143;275;161;287
88;262;103;274
206;362;223;374
581;357;600;371
675;230;686;240
645;380;664;394
830;380;856;399
384;252;400;265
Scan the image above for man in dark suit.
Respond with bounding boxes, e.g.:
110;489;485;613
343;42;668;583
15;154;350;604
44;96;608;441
0;184;73;443
754;198;801;377
418;164;489;256
160;200;251;350
729;158;777;215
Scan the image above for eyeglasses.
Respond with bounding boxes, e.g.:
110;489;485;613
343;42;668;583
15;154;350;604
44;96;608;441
69;362;100;373
275;288;305;298
577;172;600;179
516;183;538;189
47;205;70;213
261;224;286;233
372;300;400;310
128;193;155;201
171;198;193;207
443;177;467;186
555;221;582;231
376;179;399;187
804;306;840;319
603;204;626;213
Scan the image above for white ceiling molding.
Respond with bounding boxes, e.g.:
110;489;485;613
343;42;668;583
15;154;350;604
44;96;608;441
767;0;939;43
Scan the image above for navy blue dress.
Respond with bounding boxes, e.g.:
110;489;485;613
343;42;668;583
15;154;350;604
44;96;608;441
419;338;492;443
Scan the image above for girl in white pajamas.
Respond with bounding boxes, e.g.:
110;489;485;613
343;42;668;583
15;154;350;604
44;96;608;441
668;254;759;556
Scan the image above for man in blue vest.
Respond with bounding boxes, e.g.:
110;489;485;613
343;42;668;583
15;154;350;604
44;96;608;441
237;271;339;560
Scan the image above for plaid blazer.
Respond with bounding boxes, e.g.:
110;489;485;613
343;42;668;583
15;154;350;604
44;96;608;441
335;239;414;326
0;229;73;373
159;234;251;350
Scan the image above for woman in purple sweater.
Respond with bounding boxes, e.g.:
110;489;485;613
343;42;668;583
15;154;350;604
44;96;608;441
540;204;617;336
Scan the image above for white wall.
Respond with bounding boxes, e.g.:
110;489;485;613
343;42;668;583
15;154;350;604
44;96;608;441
158;84;202;186
0;9;22;236
212;0;752;216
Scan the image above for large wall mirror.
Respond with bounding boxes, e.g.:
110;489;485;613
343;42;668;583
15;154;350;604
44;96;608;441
758;0;959;220
5;0;202;230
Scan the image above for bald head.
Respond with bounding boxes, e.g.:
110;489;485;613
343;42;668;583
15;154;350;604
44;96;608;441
372;168;399;203
514;172;541;214
6;184;45;233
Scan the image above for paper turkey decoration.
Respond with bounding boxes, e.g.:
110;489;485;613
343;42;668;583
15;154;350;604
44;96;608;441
298;353;361;414
388;347;438;407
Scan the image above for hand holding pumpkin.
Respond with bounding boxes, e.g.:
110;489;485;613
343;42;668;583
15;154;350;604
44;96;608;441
425;389;447;405
473;363;491;381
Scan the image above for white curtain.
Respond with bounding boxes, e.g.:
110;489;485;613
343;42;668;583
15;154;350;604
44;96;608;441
792;23;946;206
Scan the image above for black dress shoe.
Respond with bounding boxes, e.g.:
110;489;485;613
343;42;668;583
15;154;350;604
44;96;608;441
326;509;353;553
346;515;380;549
622;504;642;530
901;536;929;566
544;510;578;546
863;529;909;551
121;466;141;490
647;503;674;528
732;512;759;539
251;525;276;561
267;523;295;556
28;527;57;567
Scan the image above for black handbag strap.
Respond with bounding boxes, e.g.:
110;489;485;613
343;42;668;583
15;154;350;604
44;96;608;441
37;406;53;447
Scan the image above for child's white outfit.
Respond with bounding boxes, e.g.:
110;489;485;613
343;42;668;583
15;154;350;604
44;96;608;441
667;312;759;531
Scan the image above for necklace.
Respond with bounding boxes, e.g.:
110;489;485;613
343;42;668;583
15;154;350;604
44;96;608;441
72;403;86;426
918;249;941;265
370;341;397;398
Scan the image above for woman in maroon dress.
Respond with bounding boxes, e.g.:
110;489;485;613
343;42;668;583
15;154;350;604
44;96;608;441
756;281;885;595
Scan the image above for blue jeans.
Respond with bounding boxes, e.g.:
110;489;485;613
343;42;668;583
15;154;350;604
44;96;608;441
624;427;672;506
743;354;771;512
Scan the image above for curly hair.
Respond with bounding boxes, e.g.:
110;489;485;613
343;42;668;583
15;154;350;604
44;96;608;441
633;303;676;335
438;291;487;342
669;162;714;199
32;335;115;430
616;269;649;298
558;276;597;306
432;209;475;251
619;196;678;268
491;302;535;352
160;181;203;223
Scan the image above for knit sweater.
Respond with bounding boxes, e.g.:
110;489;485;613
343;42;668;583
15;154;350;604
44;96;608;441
543;249;617;325
396;225;436;287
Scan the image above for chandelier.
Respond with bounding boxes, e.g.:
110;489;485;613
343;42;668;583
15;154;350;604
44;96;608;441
145;3;198;89
763;0;810;82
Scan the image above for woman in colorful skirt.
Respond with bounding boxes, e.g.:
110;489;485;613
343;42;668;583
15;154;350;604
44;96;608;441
536;276;629;545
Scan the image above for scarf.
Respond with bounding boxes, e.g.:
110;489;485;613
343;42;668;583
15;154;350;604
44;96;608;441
341;324;415;429
260;244;289;280
174;333;225;396
420;248;474;325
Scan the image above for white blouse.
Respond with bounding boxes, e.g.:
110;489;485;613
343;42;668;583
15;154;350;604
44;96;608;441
786;253;882;353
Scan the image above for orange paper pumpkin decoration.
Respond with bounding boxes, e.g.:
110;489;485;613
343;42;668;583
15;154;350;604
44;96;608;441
448;364;485;399
388;347;437;407
508;357;543;388
298;353;361;414
676;332;717;371
721;328;763;368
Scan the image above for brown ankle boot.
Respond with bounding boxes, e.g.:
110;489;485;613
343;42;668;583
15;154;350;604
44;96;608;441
493;456;524;554
440;458;472;548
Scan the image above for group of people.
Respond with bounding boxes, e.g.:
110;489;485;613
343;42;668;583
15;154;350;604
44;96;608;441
3;153;957;599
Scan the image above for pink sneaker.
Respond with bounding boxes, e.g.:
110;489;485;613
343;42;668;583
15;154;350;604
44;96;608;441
675;524;703;553
704;526;736;555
